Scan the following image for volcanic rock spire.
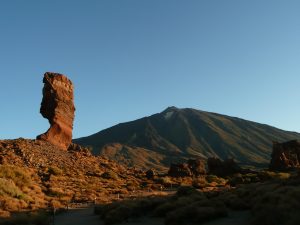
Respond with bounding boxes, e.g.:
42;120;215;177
37;72;75;150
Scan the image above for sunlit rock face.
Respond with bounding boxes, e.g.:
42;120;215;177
269;140;300;171
37;72;75;150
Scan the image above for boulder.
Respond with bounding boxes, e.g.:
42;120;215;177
168;163;192;177
37;72;75;150
269;140;300;171
168;158;206;177
187;158;206;176
207;157;241;177
68;143;92;156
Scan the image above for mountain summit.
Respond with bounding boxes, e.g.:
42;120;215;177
74;107;300;171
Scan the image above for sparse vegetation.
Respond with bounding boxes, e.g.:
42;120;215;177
96;171;300;225
192;176;208;188
1;138;300;225
95;197;167;225
0;211;50;225
0;165;32;187
101;171;119;180
48;166;63;176
0;178;24;198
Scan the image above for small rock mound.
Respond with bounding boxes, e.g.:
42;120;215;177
168;158;206;177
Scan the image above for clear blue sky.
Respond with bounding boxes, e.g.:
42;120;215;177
0;0;299;139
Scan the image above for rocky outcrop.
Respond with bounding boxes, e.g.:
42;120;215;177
168;163;192;177
269;140;300;171
207;157;241;177
146;169;156;179
187;159;206;176
168;158;206;177
37;72;75;150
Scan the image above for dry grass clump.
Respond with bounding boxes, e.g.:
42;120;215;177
97;186;227;225
259;171;291;181
158;186;227;225
206;175;227;186
0;165;46;214
48;166;63;176
0;165;32;187
192;176;208;188
101;171;119;180
0;178;24;199
155;176;176;187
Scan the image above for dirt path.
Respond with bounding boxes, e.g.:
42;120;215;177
55;207;103;225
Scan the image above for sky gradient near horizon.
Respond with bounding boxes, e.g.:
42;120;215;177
0;0;300;139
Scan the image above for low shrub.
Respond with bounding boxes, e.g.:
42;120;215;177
153;187;206;217
101;171;118;180
249;183;300;225
206;175;227;185
98;197;168;224
192;176;207;188
0;178;24;198
48;166;63;176
0;165;32;187
164;199;227;225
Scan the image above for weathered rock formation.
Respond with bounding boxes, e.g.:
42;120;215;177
146;169;156;179
168;163;192;177
207;157;241;177
168;158;206;177
269;140;300;171
187;159;206;176
37;72;75;150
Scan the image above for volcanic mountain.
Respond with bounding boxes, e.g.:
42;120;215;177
74;107;300;171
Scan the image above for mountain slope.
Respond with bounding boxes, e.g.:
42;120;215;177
74;107;300;171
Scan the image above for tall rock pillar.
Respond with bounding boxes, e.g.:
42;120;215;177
37;72;75;150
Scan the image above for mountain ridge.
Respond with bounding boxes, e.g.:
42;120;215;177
74;107;300;171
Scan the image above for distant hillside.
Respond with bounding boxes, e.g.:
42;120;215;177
74;107;300;171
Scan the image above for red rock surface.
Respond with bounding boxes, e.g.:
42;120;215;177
37;72;75;150
269;140;300;171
